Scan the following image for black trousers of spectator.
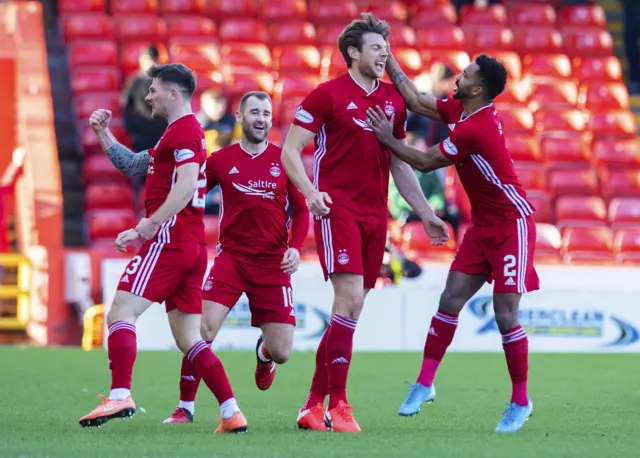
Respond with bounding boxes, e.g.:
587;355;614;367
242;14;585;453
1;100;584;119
623;2;640;84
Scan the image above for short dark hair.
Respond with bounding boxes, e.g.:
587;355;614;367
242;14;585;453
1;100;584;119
146;63;196;97
475;54;508;101
143;45;160;62
338;13;390;67
239;91;272;111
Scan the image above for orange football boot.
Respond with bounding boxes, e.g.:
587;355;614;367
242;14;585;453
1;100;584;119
79;395;136;428
215;411;248;434
325;401;361;433
296;404;328;431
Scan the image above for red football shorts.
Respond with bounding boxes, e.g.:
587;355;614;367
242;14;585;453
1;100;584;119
117;241;208;314
314;216;387;289
202;251;296;327
451;215;539;294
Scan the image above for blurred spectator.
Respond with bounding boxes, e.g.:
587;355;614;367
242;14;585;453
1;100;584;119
622;0;640;94
379;235;422;286
121;45;167;153
455;0;501;8
197;89;237;155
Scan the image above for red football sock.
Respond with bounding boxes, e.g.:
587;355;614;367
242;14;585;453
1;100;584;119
179;340;211;402
502;325;529;407
327;314;357;409
416;310;458;387
302;323;331;410
108;321;137;391
187;340;234;405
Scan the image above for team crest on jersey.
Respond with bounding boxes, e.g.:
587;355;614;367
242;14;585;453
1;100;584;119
384;101;395;117
269;163;281;177
337;249;349;265
203;279;213;291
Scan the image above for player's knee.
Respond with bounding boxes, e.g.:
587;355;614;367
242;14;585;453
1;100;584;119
494;308;519;333
200;322;216;342
269;346;291;364
439;289;466;315
334;289;364;319
174;334;199;354
106;300;133;326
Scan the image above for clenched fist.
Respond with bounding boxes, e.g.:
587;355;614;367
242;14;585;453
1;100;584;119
88;109;112;133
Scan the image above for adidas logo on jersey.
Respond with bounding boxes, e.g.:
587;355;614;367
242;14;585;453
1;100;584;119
504;277;516;286
347;102;358;110
229;166;239;174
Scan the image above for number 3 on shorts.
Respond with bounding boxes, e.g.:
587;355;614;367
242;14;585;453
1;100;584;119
503;254;516;277
126;255;143;275
192;162;207;208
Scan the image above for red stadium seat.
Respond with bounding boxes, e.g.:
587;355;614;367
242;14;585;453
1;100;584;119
558;5;606;30
71;67;120;94
499;107;535;135
219;19;268;44
166;17;216;39
203;215;219;246
535;223;562;262
223;72;274;100
601;169;640;198
562;226;614;264
528;81;578;111
75;92;121;119
316;25;345;48
389;24;417;48
563;30;613;58
402;221;456;260
268;128;283;146
411;3;456;27
416;26;464;50
465;26;513;53
274;46;322;75
274;75;318;99
514;165;546;192
513;28;563;55
580;82;629;111
68;41;117;67
161;0;206;14
541;136;591;168
548;168;599;196
572;56;622;82
85;183;135;211
614;229;640;264
473;51;521;80
308;0;358;26
263;0;307;22
507;136;541;163
328;50;348;78
368;1;409;24
62;14;115;42
527;191;553;223
83;154;130;184
59;0;106;14
593;139;640;170
111;0;158;15
422;50;469;73
168;39;221;73
211;0;258;20
535;109;586;136
301;213;316;252
509;3;556;27
459;4;507;26
555;196;607;229
521;53;572;80
81;119;130;155
589;111;636;140
391;48;422;76
408;0;450;7
269;21;316;46
120;42;168;74
220;44;272;71
87;209;137;242
609;198;640;230
116;16;167;42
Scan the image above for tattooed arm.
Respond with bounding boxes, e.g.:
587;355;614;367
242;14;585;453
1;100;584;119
386;53;442;121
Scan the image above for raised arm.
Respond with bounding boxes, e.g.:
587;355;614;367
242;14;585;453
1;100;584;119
386;53;442;121
89;109;150;176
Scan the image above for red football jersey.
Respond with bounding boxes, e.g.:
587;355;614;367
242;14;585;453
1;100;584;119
144;113;207;244
206;142;308;263
292;72;407;224
436;98;534;225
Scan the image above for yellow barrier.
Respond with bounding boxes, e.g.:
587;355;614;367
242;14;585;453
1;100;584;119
0;253;30;330
82;304;105;351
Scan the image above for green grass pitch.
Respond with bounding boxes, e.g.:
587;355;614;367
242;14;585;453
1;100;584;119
1;347;639;458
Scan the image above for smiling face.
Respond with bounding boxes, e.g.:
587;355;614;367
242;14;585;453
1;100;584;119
237;95;272;144
350;32;389;79
145;78;175;121
453;61;484;101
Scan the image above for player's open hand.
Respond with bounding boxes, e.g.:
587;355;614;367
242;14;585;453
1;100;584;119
135;217;160;240
422;215;450;246
115;229;139;252
305;189;332;217
366;106;395;146
88;109;112;133
281;248;301;275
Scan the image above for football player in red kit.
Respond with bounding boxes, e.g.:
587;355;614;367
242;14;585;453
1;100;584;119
79;64;246;434
281;14;449;433
163;91;310;424
366;51;538;433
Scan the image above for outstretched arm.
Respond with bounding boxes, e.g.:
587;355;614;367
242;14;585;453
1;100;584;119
386;53;442;121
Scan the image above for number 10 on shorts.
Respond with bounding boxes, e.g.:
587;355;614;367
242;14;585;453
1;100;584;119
282;286;295;317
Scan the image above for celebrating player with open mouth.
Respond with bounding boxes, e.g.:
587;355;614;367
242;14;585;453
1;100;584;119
163;91;310;425
281;13;448;433
366;49;538;433
79;64;245;433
